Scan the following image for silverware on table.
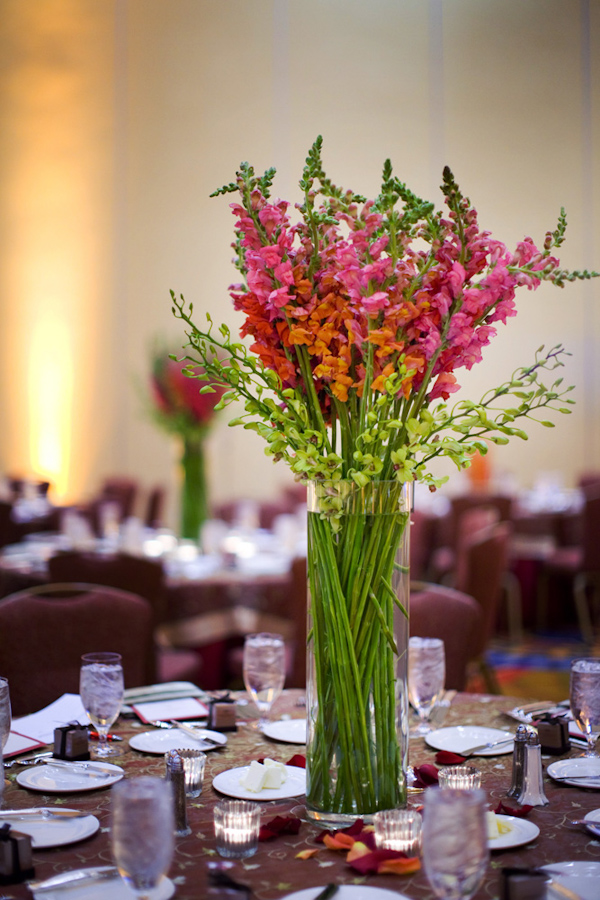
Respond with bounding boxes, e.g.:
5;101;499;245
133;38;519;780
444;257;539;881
314;885;339;900
3;751;53;769
150;719;222;746
0;808;89;820
39;760;112;780
28;867;119;893
550;773;600;782
460;736;514;757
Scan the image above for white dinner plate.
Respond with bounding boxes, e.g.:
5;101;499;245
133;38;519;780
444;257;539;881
31;870;174;900
541;862;600;900
262;719;307;744
584;807;600;823
425;725;514;757
488;815;540;850
0;808;99;849
281;887;411;900
16;761;124;793
547;757;600;789
213;764;306;800
129;727;227;754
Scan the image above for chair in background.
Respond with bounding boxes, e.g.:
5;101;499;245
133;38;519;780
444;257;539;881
540;485;600;644
410;582;482;691
0;583;155;716
145;485;166;529
453;521;512;693
81;477;139;535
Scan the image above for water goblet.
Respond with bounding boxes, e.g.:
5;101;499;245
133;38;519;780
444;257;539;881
80;652;124;757
422;787;489;900
570;657;600;757
0;677;11;750
111;776;175;900
408;636;446;735
242;632;286;729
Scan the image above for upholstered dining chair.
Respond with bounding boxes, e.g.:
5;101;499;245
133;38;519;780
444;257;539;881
453;521;512;693
47;550;168;625
0;582;155;716
410;581;482;691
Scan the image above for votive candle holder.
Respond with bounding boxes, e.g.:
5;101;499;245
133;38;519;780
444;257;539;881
373;808;422;855
214;800;260;859
438;765;482;790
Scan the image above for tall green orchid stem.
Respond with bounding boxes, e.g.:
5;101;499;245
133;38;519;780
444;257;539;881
305;480;411;822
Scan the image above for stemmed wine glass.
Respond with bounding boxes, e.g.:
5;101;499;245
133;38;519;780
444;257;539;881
111;776;175;900
570;657;600;757
422;787;489;900
408;636;446;734
80;652;124;758
243;632;286;730
0;677;11;750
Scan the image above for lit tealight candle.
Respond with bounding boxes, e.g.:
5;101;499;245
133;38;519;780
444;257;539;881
438;765;482;790
373;808;422;855
214;800;261;859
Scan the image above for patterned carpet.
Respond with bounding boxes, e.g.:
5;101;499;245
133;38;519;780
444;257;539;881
466;633;596;701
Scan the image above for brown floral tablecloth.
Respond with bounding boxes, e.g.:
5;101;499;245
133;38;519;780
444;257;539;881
3;690;600;899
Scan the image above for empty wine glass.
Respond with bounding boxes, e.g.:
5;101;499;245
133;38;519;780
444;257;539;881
80;652;124;757
0;677;11;750
570;657;600;757
423;788;489;900
408;636;445;734
243;632;286;729
111;776;175;900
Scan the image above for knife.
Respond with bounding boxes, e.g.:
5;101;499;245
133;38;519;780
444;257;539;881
42;760;112;779
0;808;89;819
28;866;119;892
314;886;339;900
167;720;222;746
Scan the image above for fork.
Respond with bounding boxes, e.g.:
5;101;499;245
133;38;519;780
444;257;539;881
150;720;221;746
459;736;514;757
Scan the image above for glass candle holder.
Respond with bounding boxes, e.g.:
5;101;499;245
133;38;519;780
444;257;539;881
373;808;422;855
214;800;260;859
165;749;206;798
438;765;482;790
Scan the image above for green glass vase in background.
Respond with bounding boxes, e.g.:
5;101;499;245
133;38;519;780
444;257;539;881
179;436;208;541
304;480;411;825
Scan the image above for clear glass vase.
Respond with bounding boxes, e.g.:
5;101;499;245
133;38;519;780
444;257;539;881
305;480;411;826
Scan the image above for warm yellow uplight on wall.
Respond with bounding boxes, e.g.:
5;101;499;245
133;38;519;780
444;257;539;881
28;317;73;499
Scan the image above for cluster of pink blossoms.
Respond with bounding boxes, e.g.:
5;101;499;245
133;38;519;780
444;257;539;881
228;182;560;415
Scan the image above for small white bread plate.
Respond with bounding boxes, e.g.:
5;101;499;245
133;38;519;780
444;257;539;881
16;762;124;793
262;719;307;744
31;869;174;900
281;887;411;900
129;727;227;754
213;764;306;800
0;809;99;849
425;725;514;757
488;815;540;850
540;862;600;900
547;757;600;789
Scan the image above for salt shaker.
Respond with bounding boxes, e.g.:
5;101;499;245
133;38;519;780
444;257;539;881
506;724;528;799
165;750;191;836
517;731;549;807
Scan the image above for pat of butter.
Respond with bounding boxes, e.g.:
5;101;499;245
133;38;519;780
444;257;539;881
486;812;513;840
240;760;267;792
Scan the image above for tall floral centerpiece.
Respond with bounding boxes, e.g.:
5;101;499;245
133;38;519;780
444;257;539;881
171;137;596;820
150;350;225;540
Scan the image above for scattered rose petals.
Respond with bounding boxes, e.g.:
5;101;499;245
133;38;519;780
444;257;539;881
286;754;306;768
315;819;365;844
493;801;533;818
412;764;439;788
435;750;468;765
296;848;320;859
259;815;302;841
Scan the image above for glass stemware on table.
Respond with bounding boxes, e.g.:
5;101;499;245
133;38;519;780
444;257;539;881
111;776;175;900
242;632;286;730
423;787;489;900
570;657;600;757
80;652;124;758
408;636;446;735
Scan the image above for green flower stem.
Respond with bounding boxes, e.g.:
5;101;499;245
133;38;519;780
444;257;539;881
180;436;208;540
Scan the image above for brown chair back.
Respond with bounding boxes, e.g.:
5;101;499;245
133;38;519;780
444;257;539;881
48;551;167;625
0;582;154;716
410;582;482;691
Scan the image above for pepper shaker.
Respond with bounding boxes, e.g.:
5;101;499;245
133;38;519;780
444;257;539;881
506;724;528;799
165;750;191;836
517;731;549;807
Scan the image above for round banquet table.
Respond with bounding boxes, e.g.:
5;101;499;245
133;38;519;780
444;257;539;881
3;690;600;899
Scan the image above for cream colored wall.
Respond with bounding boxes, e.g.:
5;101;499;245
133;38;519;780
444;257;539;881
0;0;598;524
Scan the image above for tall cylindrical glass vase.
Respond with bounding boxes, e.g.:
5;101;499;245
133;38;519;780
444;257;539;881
305;480;411;826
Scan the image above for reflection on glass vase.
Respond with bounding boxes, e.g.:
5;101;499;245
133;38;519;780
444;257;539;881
304;480;411;826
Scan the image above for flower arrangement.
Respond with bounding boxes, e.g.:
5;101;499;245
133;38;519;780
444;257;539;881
172;137;597;818
150;349;225;539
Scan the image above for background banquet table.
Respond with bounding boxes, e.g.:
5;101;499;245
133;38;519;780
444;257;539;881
3;690;600;899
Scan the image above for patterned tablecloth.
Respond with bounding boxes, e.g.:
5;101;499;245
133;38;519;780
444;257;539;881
3;690;600;899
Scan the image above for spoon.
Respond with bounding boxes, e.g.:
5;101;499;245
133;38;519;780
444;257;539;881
567;818;600;837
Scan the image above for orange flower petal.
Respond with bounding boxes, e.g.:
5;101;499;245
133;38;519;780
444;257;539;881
296;848;320;859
